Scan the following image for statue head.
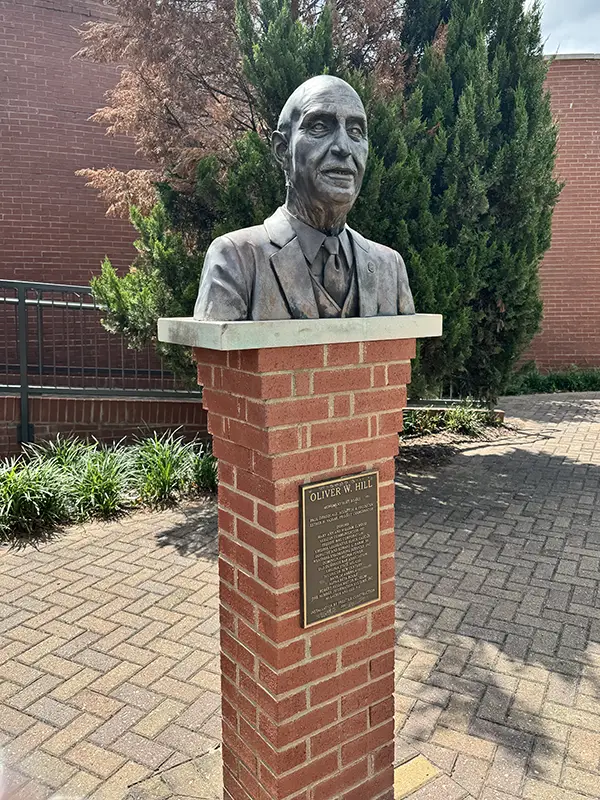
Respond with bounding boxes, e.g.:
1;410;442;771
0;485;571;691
272;75;369;232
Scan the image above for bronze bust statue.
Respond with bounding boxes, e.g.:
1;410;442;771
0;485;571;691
194;75;415;321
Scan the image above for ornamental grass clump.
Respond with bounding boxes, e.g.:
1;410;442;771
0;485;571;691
0;458;70;542
0;432;218;544
73;445;136;520
191;448;218;494
133;430;196;508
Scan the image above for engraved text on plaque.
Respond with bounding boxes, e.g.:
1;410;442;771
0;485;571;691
301;470;380;627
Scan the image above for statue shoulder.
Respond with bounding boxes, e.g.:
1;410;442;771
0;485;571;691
207;223;270;255
348;228;405;266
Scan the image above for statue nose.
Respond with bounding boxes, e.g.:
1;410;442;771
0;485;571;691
331;127;351;157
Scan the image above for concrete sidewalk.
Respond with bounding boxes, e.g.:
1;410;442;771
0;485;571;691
1;393;599;798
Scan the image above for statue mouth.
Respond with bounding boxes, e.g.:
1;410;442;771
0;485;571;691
321;168;356;182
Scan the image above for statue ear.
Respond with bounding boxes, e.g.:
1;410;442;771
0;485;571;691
272;130;289;171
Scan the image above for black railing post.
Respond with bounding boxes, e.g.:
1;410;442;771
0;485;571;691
17;284;32;444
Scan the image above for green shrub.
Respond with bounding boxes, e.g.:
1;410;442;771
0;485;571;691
505;364;600;395
402;409;444;438
24;434;93;469
0;458;70;542
1;431;219;542
73;446;135;519
191;449;218;494
133;430;196;508
402;401;500;439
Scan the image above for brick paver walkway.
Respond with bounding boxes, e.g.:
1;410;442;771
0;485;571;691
0;393;599;799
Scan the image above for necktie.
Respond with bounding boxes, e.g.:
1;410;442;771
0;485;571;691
323;236;346;309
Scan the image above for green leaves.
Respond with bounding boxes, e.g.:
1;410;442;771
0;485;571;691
90;0;559;403
0;434;219;544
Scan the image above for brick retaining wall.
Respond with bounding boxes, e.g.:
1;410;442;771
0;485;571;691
0;396;207;458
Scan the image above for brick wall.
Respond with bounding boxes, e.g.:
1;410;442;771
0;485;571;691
1;0;141;285
196;340;411;799
0;395;208;458
524;56;600;370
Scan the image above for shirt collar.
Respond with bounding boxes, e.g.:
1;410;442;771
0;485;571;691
280;206;353;266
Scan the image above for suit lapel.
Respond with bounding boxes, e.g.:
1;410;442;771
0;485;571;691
348;227;377;317
265;209;319;319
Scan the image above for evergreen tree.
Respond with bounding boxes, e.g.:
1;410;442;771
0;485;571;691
91;0;559;402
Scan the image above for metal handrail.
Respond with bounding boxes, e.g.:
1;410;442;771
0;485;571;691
0;279;200;444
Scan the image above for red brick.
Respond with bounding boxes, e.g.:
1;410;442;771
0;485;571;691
220;535;256;574
239;717;307;775
222;674;258;726
310;617;368;656
311;418;369;447
341;719;394;766
236;468;297;506
370;697;394;728
333;394;352;417
341;673;394;717
342;766;394;800
310;710;367;757
370;651;394;679
277;751;338;797
202;388;247;420
325;342;361;366
219;485;255;522
310;663;368;707
371;604;394;632
221;630;256;675
260;653;337;696
257;557;299;590
221;583;256;625
363;339;416;363
256;504;299;535
217;368;293;399
354;387;407;414
240;346;325;372
259;701;338;748
342;629;394;667
247;397;329;427
238;572;299;617
237;520;299;562
312;758;369;800
195;348;229;368
239;671;307;722
222;722;258;774
313;367;371;394
213;437;254;472
237;619;305;670
254;447;336;481
294;372;312;396
378;410;404;435
387;362;411;385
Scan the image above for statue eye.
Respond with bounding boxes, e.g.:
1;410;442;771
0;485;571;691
348;125;364;139
310;121;328;134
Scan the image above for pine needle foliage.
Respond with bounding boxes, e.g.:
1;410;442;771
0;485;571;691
88;0;560;402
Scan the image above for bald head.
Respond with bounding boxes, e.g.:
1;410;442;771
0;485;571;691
277;76;366;138
272;74;369;231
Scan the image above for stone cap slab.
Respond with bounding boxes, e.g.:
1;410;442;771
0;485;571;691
158;314;442;351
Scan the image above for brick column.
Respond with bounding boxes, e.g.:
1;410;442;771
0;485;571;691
194;338;415;800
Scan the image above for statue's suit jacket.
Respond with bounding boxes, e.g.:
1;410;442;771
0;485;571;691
194;207;415;320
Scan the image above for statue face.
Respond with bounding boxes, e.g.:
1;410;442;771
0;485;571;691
285;83;369;212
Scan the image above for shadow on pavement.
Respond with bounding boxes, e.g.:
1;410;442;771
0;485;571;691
394;435;600;795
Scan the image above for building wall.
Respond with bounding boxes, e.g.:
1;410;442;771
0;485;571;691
524;56;600;370
2;5;600;374
1;0;140;285
0;395;207;458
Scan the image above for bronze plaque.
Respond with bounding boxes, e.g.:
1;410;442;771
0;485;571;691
301;471;380;628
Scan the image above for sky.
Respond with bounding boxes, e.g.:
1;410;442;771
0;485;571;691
539;0;600;54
